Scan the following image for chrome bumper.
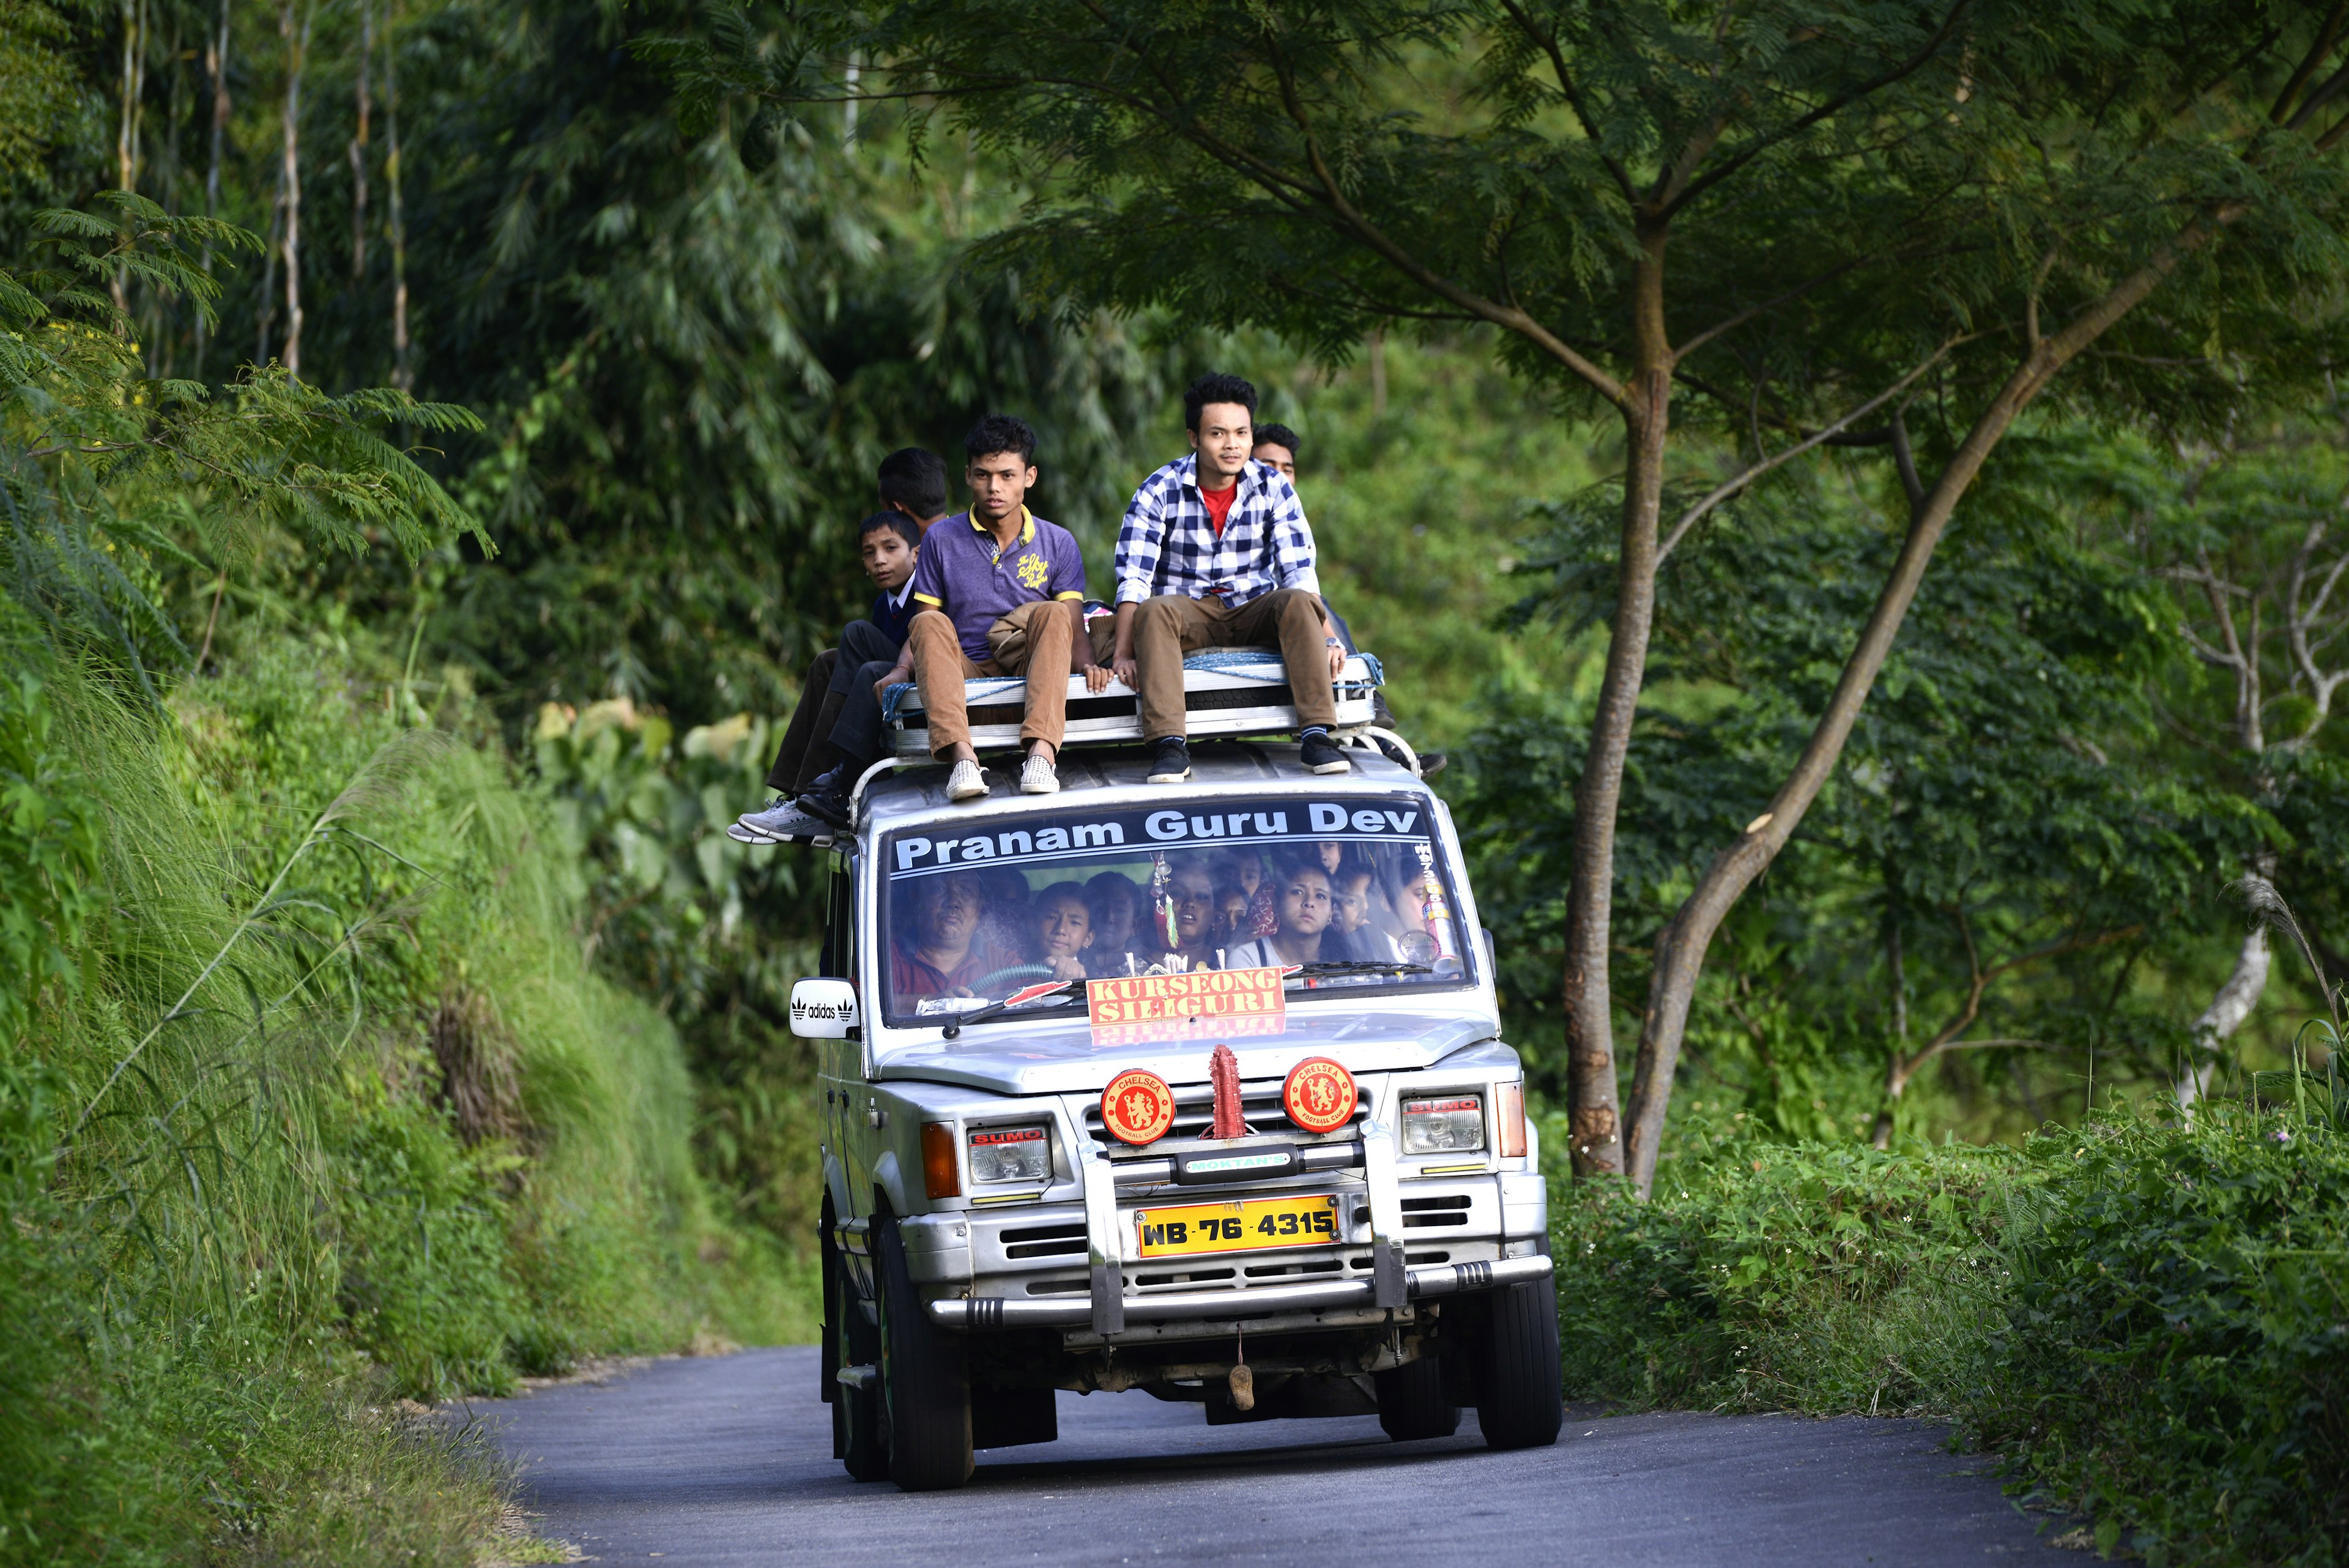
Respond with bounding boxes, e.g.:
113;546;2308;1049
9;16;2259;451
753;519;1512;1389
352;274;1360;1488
926;1253;1551;1331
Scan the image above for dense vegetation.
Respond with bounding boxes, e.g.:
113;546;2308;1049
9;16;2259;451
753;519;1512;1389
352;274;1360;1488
7;0;2349;1561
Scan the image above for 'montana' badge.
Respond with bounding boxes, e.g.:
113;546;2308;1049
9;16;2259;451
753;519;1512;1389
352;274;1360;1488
1101;1069;1177;1145
1282;1057;1357;1134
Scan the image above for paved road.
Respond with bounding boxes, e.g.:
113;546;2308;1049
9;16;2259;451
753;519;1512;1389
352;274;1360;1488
471;1347;2071;1567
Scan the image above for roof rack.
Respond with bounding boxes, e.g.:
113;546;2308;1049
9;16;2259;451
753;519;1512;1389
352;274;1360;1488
881;648;1386;757
727;652;1411;848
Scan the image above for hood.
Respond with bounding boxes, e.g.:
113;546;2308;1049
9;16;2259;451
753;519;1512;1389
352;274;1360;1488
871;1005;1502;1098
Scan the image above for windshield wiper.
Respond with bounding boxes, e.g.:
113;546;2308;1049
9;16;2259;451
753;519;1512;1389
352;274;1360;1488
1282;960;1435;980
941;979;1078;1039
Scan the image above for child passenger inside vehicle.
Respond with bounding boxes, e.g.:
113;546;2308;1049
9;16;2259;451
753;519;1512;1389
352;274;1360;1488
1031;882;1096;981
1327;866;1400;962
1083;873;1141;977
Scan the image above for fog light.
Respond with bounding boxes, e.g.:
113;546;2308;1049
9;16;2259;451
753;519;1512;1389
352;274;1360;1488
1402;1094;1485;1154
968;1125;1051;1184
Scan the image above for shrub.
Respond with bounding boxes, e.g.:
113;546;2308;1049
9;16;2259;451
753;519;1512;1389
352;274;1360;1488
1556;1107;2349;1566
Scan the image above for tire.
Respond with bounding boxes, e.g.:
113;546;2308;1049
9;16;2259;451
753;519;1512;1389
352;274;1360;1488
875;1216;974;1491
831;1232;888;1482
1375;1353;1460;1441
1474;1274;1564;1450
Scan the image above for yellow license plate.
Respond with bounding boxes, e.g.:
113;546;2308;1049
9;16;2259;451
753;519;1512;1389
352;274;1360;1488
1134;1194;1341;1258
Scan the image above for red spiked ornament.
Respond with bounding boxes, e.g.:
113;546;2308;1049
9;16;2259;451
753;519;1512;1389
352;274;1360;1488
1209;1042;1247;1140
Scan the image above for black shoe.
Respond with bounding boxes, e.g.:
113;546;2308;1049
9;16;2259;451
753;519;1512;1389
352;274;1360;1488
1419;750;1449;778
1299;729;1351;775
796;767;853;830
1146;737;1191;784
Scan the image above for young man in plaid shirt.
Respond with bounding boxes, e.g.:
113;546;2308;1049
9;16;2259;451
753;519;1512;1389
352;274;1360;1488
1110;373;1351;783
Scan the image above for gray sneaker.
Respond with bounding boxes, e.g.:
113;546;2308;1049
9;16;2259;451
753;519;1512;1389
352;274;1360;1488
737;798;829;840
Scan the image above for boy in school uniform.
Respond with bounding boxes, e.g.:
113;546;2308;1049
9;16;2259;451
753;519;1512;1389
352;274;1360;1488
740;450;946;838
740;507;927;838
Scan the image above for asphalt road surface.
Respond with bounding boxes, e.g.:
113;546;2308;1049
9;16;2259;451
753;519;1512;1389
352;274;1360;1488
472;1347;2074;1567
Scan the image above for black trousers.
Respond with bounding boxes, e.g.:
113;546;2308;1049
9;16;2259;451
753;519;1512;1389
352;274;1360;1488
764;619;904;792
819;619;908;781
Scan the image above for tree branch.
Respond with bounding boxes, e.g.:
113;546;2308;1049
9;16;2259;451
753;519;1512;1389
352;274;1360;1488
1659;0;1973;220
1655;344;1956;565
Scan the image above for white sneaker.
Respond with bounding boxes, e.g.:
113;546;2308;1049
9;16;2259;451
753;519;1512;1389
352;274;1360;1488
946;759;990;801
1020;752;1061;795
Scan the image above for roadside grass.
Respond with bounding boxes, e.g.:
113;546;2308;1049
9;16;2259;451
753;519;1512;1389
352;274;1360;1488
1;635;796;1564
1553;1102;2349;1566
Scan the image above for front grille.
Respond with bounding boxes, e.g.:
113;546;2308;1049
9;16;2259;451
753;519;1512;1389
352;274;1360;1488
1088;1082;1369;1150
1401;1194;1471;1228
1134;1266;1238;1288
1243;1258;1345;1279
1000;1222;1088;1260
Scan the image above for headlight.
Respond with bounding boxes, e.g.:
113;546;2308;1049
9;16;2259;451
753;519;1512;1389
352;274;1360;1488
1401;1095;1485;1154
968;1126;1052;1183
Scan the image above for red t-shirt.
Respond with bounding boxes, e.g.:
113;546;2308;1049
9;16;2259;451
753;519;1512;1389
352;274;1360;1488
1199;481;1238;538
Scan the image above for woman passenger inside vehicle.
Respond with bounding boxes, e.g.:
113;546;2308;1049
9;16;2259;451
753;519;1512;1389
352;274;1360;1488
1220;858;1334;970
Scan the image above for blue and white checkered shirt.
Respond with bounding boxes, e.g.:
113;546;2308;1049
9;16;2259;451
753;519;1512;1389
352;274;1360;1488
1113;455;1323;608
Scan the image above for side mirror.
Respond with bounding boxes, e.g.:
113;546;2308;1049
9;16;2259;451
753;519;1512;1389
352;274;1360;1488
1480;927;1497;975
791;978;861;1039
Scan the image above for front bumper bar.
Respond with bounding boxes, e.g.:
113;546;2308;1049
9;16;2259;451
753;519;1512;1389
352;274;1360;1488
925;1253;1552;1331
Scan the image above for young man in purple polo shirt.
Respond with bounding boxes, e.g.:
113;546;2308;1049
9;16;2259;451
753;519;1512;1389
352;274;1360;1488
1111;373;1348;783
872;414;1104;804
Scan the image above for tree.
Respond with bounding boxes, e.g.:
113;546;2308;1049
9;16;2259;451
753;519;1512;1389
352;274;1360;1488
753;0;2349;1185
1465;442;2273;1150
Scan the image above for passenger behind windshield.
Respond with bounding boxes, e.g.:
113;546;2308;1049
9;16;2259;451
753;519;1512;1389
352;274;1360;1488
879;796;1474;1024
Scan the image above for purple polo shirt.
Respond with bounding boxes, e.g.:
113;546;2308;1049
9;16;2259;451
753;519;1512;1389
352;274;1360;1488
909;507;1087;662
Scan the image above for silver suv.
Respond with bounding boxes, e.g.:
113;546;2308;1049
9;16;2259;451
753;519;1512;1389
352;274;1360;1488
792;744;1560;1490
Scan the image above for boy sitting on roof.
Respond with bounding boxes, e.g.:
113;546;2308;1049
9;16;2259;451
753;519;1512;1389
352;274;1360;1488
866;414;1107;805
1110;373;1349;784
740;448;945;839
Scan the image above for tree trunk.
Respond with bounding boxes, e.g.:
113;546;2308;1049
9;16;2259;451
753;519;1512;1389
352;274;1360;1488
384;0;410;392
278;0;311;380
194;0;228;375
1562;228;1671;1180
349;0;371;282
1620;223;2227;1196
2177;879;2273;1113
113;0;146;313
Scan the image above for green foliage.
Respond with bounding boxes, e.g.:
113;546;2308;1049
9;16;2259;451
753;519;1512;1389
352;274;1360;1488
0;634;799;1562
0;667;100;1042
1555;1105;2349;1565
1;196;482;697
817;0;2349;447
330;1080;526;1399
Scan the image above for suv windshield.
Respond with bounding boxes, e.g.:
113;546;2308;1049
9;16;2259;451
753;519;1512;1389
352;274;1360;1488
877;793;1473;1028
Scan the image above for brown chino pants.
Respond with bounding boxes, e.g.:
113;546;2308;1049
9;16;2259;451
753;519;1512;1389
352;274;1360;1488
906;600;1076;759
1131;589;1335;740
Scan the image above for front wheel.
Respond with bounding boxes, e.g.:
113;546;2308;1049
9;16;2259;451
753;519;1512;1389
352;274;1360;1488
875;1216;974;1490
1474;1274;1563;1450
1375;1353;1460;1441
